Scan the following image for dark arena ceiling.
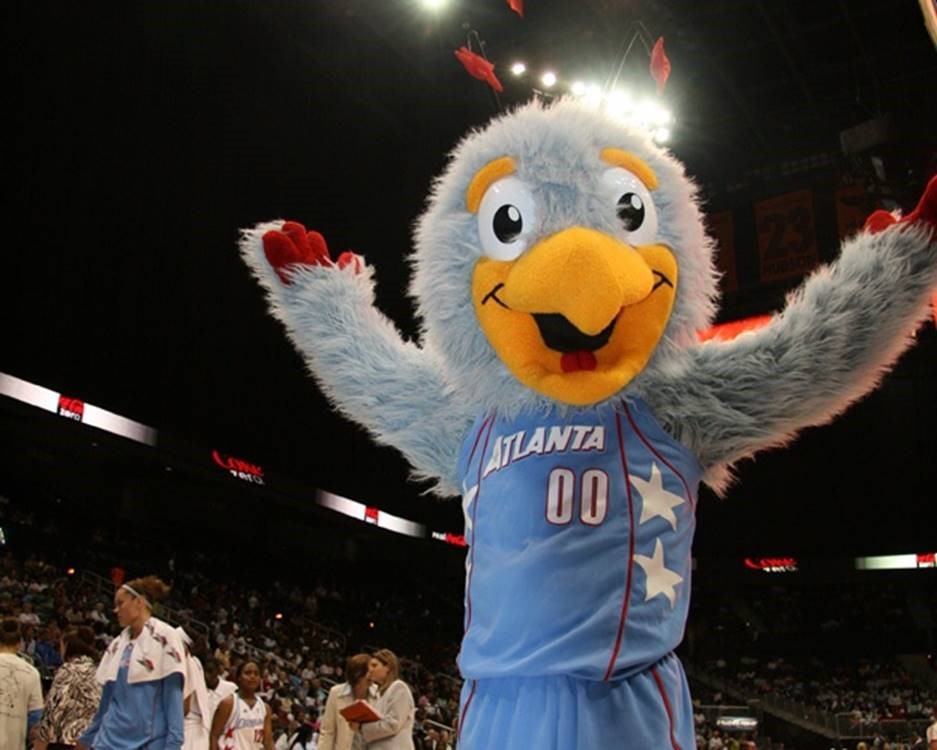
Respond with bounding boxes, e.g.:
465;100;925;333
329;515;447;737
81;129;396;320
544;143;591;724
3;0;936;558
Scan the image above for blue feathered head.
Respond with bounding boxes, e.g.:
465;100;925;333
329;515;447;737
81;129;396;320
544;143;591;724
410;99;720;414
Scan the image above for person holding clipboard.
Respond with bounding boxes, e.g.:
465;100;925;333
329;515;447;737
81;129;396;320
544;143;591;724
344;650;414;750
318;654;373;750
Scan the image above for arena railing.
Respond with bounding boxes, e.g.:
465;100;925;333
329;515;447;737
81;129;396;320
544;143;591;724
685;661;838;738
297;614;347;653
691;650;937;743
422;718;457;736
851;717;933;744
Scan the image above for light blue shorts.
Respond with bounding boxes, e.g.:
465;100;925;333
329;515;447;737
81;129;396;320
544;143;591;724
457;654;694;749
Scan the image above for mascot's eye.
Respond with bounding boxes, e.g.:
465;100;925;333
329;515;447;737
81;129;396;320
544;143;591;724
477;176;538;261
493;205;523;242
600;167;658;246
616;193;645;231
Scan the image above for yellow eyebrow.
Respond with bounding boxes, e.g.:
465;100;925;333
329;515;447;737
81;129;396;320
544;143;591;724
600;148;659;190
466;157;517;213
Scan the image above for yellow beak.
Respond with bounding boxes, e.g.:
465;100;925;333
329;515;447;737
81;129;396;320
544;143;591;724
498;227;655;334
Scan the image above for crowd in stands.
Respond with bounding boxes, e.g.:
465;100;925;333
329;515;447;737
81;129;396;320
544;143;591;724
0;551;464;748
746;584;916;640
0;489;467;748
703;656;936;726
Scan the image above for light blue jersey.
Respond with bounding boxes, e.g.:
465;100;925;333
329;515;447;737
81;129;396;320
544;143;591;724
80;642;185;750
456;397;701;748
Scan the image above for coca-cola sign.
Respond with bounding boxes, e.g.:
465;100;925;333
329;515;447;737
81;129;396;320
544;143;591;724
743;557;798;573
432;532;467;547
211;450;265;485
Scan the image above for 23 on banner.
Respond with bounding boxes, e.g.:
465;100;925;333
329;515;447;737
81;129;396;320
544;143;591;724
754;189;819;283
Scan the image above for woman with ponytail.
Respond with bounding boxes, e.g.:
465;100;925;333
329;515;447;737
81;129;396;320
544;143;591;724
77;575;187;750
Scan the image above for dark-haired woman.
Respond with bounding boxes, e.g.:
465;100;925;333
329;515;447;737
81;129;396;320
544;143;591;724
275;723;317;750
34;628;102;749
77;576;187;750
210;661;274;750
318;653;372;750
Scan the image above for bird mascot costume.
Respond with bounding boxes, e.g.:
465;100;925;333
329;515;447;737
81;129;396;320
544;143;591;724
241;100;937;748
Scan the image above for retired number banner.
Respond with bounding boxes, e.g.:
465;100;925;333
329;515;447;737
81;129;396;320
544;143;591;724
755;189;818;283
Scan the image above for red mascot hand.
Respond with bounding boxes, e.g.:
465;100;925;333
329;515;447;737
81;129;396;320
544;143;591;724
864;175;937;235
262;221;363;285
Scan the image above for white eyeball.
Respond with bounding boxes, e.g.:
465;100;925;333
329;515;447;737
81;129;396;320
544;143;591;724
477;176;539;261
599;167;658;246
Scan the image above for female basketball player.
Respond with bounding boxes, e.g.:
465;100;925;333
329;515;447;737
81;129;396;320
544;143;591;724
77;576;187;750
209;660;275;750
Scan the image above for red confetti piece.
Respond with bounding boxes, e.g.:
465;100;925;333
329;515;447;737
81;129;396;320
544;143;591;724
454;46;504;93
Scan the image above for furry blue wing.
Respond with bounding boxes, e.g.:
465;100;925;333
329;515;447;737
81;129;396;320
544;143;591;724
642;222;937;493
240;222;474;497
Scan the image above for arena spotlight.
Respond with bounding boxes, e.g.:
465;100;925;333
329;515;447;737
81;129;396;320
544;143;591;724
275;612;283;620
67;567;76;576
653;127;671;143
541;71;557;88
511;61;526;76
604;89;633;120
570;81;587;96
634;99;669;128
584;83;603;109
420;0;446;9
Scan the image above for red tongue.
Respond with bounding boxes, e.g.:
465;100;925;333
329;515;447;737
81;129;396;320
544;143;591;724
560;351;597;373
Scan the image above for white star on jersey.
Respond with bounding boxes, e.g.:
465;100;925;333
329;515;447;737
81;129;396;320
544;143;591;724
634;538;684;608
631;462;684;530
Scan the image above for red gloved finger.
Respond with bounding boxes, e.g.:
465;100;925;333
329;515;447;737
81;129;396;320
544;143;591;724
262;230;302;284
305;230;333;266
864;210;898;235
865;175;937;235
280;221;311;254
901;174;937;229
336;251;363;274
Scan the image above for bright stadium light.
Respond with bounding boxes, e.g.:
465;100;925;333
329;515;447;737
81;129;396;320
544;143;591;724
420;0;446;9
541;71;557;88
511;61;526;76
571;80;587;96
584;83;603;109
652;127;671;143
634;100;669;128
605;89;633;121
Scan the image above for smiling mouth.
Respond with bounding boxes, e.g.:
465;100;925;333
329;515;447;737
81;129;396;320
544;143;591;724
483;270;672;311
533;313;617;353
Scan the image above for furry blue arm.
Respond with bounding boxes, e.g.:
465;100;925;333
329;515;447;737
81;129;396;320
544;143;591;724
648;221;936;491
240;222;472;496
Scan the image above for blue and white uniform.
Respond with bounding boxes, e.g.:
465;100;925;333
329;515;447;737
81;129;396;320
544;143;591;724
219;694;268;750
80;618;186;750
456;397;700;749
